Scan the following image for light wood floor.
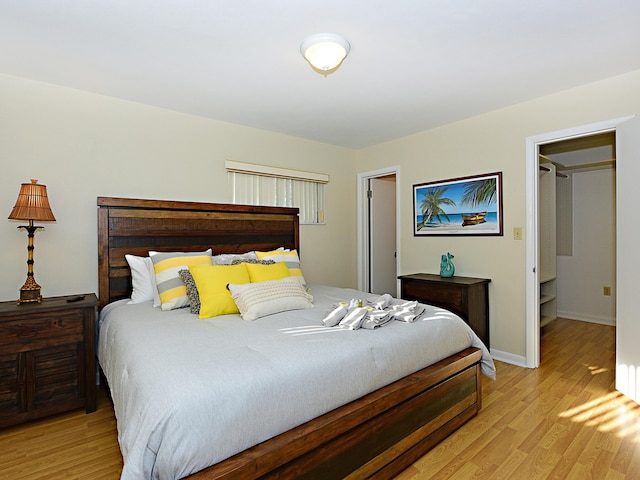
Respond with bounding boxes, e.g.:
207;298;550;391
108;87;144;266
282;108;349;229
399;319;640;480
1;318;638;479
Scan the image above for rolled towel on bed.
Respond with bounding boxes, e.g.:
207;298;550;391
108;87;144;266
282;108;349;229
322;304;348;327
368;293;393;310
339;307;368;330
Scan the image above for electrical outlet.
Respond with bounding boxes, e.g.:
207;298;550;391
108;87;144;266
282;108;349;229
603;286;611;296
513;227;523;240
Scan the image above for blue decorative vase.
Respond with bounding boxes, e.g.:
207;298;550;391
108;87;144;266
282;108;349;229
440;252;455;278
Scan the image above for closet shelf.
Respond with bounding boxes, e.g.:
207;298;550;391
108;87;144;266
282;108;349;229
539;274;556;283
540;294;557;305
540;315;556;328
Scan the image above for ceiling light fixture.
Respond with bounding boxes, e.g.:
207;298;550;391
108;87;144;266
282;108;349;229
300;33;350;73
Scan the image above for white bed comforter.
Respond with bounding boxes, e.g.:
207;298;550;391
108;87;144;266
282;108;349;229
98;284;495;480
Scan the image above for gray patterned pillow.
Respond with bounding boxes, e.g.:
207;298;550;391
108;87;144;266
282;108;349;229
230;258;275;265
211;252;258;265
178;269;200;314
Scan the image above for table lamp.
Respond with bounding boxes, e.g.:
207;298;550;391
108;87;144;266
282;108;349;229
8;179;56;304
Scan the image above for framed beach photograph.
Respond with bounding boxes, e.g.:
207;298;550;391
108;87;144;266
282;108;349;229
413;171;503;236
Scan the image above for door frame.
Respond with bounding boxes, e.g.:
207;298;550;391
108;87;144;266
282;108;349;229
525;116;633;368
357;166;401;294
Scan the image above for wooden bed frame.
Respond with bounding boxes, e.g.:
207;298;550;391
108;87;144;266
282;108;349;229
97;196;483;480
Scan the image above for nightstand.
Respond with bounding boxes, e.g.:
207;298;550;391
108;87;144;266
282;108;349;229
398;274;491;348
0;293;98;428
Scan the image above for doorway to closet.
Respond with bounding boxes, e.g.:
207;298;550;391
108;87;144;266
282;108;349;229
537;132;617;342
527;116;640;403
525;116;638;373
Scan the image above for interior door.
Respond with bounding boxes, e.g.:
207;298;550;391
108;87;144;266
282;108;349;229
615;115;640;403
369;177;397;295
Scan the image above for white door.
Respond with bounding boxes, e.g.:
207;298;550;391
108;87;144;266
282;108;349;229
370;177;397;295
615;115;640;403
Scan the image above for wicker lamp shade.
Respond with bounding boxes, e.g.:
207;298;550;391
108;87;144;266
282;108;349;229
8;179;56;222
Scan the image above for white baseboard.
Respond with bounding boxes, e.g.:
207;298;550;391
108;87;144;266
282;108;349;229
557;310;616;326
489;349;528;368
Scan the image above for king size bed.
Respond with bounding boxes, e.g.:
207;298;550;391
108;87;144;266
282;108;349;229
97;196;495;480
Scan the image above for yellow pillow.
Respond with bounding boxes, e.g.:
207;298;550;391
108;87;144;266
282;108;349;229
189;264;250;319
245;262;290;283
255;249;305;284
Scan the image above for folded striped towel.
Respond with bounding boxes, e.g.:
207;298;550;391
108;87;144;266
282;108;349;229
389;303;426;323
361;309;392;329
339;307;369;330
322;304;348;327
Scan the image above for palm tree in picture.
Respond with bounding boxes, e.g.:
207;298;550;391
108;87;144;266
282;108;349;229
418;186;456;230
460;178;497;208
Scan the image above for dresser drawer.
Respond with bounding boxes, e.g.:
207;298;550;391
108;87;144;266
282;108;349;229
0;310;84;352
402;281;463;312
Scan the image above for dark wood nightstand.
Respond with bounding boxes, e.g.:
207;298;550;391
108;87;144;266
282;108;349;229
0;293;98;428
398;274;491;348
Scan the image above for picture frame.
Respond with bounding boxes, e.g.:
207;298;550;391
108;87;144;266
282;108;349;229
413;171;503;236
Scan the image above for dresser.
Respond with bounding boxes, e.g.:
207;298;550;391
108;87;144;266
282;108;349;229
0;293;98;428
398;274;491;348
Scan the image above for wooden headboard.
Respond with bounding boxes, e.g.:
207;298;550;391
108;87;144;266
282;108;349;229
97;197;299;310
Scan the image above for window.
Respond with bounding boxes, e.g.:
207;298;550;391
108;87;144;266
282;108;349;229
226;160;328;225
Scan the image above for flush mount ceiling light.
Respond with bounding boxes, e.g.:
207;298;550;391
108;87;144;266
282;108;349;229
300;33;350;73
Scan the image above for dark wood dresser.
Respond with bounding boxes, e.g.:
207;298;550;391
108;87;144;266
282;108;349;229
0;293;98;428
398;273;491;348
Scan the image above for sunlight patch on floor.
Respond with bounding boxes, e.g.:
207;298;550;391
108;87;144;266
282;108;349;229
587;364;608;375
559;389;640;442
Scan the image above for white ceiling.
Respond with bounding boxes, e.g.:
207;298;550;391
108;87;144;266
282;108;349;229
2;1;639;149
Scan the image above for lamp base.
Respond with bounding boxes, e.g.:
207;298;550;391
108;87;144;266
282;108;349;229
17;278;43;305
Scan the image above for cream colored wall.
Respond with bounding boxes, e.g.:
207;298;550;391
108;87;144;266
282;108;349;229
4;69;639;359
0;74;358;302
356;69;640;359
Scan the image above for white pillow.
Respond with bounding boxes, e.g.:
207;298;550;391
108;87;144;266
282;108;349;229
228;277;313;321
125;254;158;304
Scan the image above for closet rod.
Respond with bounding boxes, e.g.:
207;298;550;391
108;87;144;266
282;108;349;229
539;165;551;172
